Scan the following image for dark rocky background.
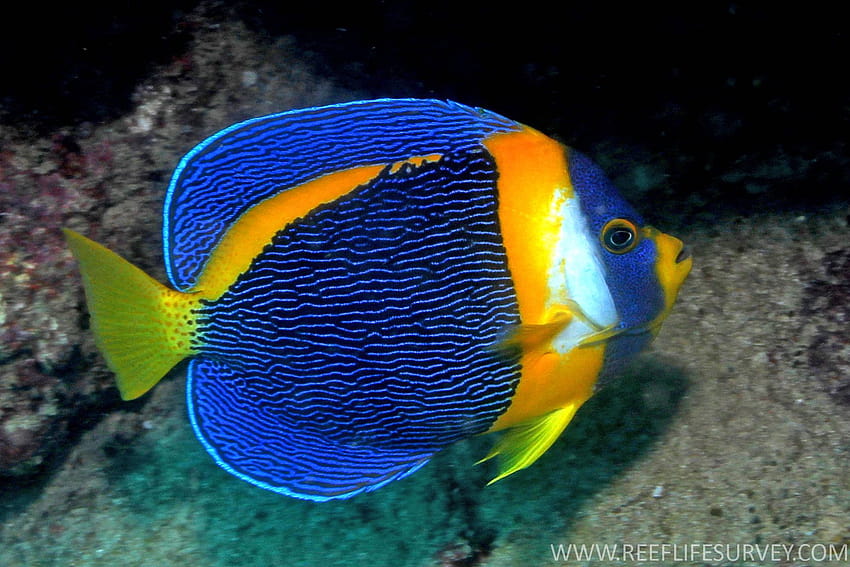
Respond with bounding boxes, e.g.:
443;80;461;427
2;2;848;215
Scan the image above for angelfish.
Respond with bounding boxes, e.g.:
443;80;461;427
64;99;691;501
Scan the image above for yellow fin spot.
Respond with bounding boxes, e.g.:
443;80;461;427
478;403;582;484
388;153;443;174
63;229;200;400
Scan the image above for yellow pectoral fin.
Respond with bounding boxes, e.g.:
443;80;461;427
495;301;583;359
497;310;573;355
478;402;583;485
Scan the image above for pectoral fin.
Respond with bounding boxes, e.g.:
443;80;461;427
497;310;573;354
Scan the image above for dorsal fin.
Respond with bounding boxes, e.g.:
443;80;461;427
163;99;520;290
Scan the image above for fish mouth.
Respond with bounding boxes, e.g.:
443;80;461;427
673;244;691;264
576;231;692;350
675;244;692;264
659;233;693;289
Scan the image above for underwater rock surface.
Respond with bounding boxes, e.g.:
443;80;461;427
0;7;344;480
1;2;848;566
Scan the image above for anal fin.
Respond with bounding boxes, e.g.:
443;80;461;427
187;357;434;501
478;403;582;484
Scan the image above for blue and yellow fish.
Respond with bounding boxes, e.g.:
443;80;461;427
64;99;691;501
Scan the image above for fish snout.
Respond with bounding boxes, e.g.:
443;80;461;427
643;227;692;303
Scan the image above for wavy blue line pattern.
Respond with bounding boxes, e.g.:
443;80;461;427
188;145;522;500
164;99;519;290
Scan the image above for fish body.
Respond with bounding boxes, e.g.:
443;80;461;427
65;99;691;501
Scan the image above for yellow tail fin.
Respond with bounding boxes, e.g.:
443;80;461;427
63;229;200;400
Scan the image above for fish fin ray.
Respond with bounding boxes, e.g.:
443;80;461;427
63;229;196;400
478;403;581;484
164;99;519;289
495;309;573;355
187;357;435;501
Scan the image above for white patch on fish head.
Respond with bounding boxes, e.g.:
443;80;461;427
546;189;618;354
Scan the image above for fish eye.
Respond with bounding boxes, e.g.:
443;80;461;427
601;219;639;254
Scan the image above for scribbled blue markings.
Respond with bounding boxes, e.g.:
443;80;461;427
163;99;520;291
174;104;525;499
